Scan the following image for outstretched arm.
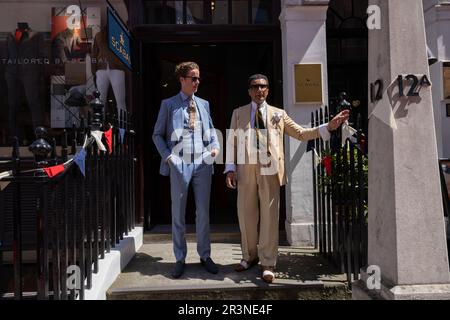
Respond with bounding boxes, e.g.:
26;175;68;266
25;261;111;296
284;110;350;141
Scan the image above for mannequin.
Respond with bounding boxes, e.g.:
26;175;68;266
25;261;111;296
52;27;82;63
91;26;127;111
5;23;45;141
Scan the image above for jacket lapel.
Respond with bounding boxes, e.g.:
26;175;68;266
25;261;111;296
172;94;184;140
240;104;252;130
195;97;208;130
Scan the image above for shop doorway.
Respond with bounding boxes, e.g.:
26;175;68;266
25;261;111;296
141;40;284;228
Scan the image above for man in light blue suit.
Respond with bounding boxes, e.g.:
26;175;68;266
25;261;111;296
153;62;220;278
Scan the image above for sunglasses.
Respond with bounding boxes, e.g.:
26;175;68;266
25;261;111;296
184;76;201;82
249;84;268;90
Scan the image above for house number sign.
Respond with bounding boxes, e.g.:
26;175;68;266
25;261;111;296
397;74;431;97
370;75;431;103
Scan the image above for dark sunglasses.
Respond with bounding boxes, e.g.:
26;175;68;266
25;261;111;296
249;84;268;90
184;76;201;82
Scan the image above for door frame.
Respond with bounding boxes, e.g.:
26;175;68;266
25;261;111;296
131;25;284;230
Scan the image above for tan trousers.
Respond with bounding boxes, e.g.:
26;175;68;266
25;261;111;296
237;164;280;267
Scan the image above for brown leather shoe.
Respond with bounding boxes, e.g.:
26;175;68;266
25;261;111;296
234;258;259;272
261;265;275;283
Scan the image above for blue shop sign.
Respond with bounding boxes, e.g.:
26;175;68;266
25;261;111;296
107;7;132;70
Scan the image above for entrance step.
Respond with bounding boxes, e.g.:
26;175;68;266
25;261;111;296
107;242;350;300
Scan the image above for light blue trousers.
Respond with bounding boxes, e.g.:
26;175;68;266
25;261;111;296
169;161;212;262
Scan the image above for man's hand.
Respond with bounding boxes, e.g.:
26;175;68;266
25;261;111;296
168;155;182;166
327;110;350;131
226;172;237;189
210;148;219;158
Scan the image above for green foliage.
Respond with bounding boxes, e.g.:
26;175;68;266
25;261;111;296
317;146;368;221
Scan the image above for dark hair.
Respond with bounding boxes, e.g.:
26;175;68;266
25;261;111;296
175;62;200;80
248;74;269;88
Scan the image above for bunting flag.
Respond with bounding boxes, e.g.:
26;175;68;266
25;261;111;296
0;181;10;191
306;140;321;167
104;127;113;154
322;155;332;176
43;164;65;178
368;81;397;130
119;128;126;145
341;122;358;147
73;149;87;177
0;170;12;180
91;130;107;152
357;135;367;155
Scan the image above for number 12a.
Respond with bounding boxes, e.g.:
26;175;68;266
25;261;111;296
397;74;431;97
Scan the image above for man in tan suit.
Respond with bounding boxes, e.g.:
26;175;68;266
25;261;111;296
225;74;349;283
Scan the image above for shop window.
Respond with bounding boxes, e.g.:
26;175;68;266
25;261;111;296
0;2;131;145
444;62;450;100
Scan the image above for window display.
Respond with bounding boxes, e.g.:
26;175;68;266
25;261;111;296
50;5;101;128
4;22;45;140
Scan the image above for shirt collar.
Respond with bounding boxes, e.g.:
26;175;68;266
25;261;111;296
180;91;195;102
251;100;266;111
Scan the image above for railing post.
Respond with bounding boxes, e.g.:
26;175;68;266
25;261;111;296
315;109;322;254
311;112;317;249
29;127;52;300
319;108;326;255
130;115;136;228
11;137;22;300
325;106;332;259
60;130;69;300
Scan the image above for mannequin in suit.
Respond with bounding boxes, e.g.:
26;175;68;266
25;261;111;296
5;23;45;141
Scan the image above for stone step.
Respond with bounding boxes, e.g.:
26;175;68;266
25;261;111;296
107;281;349;300
106;242;350;300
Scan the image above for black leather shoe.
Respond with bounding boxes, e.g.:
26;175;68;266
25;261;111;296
172;261;185;278
200;257;219;274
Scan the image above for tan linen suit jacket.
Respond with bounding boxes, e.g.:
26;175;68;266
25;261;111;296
226;103;321;186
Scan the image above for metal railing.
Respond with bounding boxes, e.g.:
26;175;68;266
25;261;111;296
311;106;368;288
0;95;136;300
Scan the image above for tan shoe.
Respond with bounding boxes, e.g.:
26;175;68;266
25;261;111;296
234;258;259;272
261;265;275;283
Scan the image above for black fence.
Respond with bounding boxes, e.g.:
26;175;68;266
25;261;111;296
310;106;368;288
0;101;136;300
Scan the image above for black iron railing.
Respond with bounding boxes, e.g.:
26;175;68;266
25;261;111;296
0;96;136;300
310;106;368;288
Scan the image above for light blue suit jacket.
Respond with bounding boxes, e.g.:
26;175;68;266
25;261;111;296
152;93;220;176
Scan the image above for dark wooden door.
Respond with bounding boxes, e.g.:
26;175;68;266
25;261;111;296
143;41;282;227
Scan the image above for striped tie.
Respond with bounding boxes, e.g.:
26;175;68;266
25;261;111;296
254;105;265;150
